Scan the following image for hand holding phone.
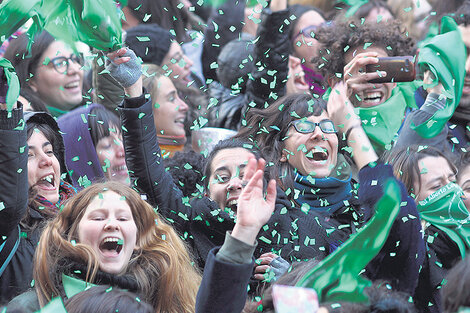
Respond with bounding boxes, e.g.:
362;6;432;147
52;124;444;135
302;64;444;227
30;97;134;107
365;56;416;83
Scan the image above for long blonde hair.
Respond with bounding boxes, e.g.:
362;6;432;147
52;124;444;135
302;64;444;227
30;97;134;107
34;181;201;312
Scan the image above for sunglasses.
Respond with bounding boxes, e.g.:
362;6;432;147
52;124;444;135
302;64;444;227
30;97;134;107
289;119;336;134
45;54;84;74
291;21;332;44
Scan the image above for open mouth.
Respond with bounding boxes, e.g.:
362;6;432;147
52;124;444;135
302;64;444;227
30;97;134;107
175;118;185;125
306;146;328;162
294;74;309;91
112;165;127;172
36;174;56;189
362;91;384;106
99;237;123;255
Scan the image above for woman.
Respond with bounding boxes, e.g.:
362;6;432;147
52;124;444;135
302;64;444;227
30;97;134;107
141;65;189;157
235;83;424;296
108;47;332;270
386;145;470;312
7;182;200;312
0;100;76;303
4;31;84;117
58;103;129;189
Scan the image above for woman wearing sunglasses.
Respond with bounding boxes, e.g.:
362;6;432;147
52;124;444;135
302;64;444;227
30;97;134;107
236;83;425;296
4;31;85;117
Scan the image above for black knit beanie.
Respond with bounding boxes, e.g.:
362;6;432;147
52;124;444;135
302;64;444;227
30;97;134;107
125;23;174;66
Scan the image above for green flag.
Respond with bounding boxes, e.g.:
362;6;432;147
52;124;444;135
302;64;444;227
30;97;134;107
296;178;401;303
0;58;20;111
0;0;123;51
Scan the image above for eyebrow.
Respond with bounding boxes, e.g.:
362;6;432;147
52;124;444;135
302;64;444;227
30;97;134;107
213;164;247;174
29;141;52;149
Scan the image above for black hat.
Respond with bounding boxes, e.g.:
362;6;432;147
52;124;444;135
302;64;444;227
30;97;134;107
216;34;255;92
125;24;175;66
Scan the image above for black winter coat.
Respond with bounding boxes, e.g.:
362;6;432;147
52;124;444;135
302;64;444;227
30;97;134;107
119;95;331;269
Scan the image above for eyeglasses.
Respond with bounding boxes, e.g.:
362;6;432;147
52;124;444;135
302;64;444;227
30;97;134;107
45;54;84;74
291;21;332;44
289;119;337;134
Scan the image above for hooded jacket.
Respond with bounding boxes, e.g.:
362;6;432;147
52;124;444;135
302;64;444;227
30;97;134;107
0;107;73;304
58;103;106;189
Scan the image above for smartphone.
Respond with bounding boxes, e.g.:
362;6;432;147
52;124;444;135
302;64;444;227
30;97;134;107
365;56;416;83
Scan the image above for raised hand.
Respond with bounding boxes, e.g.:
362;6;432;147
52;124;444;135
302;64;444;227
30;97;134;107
106;47;142;97
343;52;384;106
327;81;361;134
231;156;277;245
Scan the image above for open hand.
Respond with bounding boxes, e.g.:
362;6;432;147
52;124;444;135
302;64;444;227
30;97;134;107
232;156;276;245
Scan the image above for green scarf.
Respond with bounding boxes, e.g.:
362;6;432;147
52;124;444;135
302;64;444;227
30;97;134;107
296;178;401;303
417;183;470;258
0;0;123;51
46;106;68;118
357;82;418;154
412;16;466;138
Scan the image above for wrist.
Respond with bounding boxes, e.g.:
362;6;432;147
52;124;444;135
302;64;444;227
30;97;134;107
231;224;260;246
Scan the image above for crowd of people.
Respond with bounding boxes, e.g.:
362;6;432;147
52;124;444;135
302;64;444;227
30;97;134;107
1;0;470;312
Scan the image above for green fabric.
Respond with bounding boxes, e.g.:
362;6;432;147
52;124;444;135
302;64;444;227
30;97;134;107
0;58;20;111
201;0;261;7
296;178;401;303
412;16;466;138
358;82;419;154
0;0;123;52
46;105;68;118
417;183;470;258
337;0;368;17
62;273;97;299
35;297;67;313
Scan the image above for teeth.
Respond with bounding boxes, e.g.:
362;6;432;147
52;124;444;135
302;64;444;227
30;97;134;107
113;165;126;171
104;237;120;243
41;175;54;184
64;82;79;88
175;118;185;123
364;92;382;101
227;199;238;207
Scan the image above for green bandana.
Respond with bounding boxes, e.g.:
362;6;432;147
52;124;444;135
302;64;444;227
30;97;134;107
417;183;470;258
0;0;123;51
0;58;20;111
46;105;68;118
35;298;67;313
358;82;418;154
296;178;401;303
412;16;466;138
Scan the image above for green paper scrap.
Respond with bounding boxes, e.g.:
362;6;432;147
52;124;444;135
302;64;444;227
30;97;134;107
0;58;20;111
0;0;123;52
412;16;466;138
296;179;401;303
200;0;262;7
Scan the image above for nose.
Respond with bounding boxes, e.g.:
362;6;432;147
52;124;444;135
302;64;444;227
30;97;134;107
227;177;243;191
115;138;125;158
177;97;189;113
183;54;193;69
67;59;82;75
38;151;53;168
309;124;324;141
104;218;120;231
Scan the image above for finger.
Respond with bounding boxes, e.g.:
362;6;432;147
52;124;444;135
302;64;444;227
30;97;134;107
254;265;271;273
112;57;131;65
344;56;379;74
265;179;277;206
347;82;381;92
243;169;264;194
255;257;274;265
254;274;265;280
242;156;257;183
259;252;278;258
256;157;266;173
